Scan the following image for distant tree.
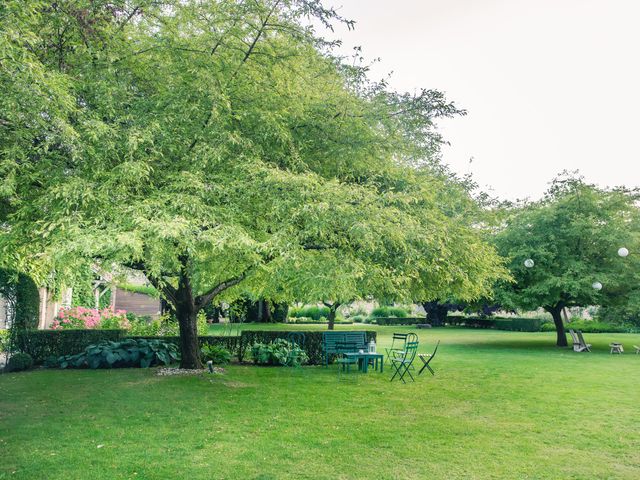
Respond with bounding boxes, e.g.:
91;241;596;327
494;174;639;346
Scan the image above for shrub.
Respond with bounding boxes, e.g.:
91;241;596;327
287;316;353;325
239;330;377;365
129;335;242;361
351;315;366;323
288;305;330;320
15;329;126;363
447;316;495;328
250;339;309;366
201;344;231;364
6;352;33;372
370;317;423;326
51;306;129;330
370;306;410;318
126;312;207;336
543;320;636;333
50;339;180;369
493;318;545;332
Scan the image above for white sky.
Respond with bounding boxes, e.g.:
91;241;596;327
325;0;640;200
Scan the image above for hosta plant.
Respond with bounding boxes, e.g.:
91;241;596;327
250;339;308;367
51;339;179;369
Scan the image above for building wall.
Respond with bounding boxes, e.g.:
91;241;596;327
0;295;7;329
112;288;162;318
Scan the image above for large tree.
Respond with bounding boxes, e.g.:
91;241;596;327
1;0;505;367
494;174;639;346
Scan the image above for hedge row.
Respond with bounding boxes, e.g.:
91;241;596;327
15;329;126;363
127;336;243;358
15;329;377;366
238;330;377;365
447;316;545;332
368;317;424;326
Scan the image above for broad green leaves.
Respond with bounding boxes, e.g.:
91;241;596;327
1;0;506;315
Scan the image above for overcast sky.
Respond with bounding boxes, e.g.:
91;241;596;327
324;0;639;200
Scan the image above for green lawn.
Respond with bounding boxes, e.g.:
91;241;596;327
1;326;639;479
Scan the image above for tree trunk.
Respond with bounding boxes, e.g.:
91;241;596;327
548;306;568;347
422;301;448;327
173;273;203;369
176;304;202;369
327;302;340;330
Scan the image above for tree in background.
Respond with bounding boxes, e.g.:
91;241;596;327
1;0;506;367
494;174;639;346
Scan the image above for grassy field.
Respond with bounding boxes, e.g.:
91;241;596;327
1;326;639;479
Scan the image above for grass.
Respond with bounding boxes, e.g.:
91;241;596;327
1;326;640;479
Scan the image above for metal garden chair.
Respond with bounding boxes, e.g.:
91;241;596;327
390;340;419;383
385;333;417;365
418;340;440;375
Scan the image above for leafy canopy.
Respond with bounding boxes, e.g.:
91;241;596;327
0;0;505;316
494;173;639;314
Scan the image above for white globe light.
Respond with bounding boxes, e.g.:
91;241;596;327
592;282;603;291
618;247;629;258
524;259;535;268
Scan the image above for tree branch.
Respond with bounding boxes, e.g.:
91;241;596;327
195;272;248;310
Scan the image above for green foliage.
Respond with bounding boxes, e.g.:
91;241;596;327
127;313;179;336
492;318;545;332
286;315;351;324
117;283;159;298
350;315;366;323
250;339;309;367
201;345;231;365
50;339;179;369
367;317;424;326
288;306;331;320
238;330;377;365
0;270;40;352
5;352;33;372
15;329;126;364
541;320;636;334
370;306;410;318
495;175;639;314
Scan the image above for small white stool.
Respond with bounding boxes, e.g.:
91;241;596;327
609;343;624;354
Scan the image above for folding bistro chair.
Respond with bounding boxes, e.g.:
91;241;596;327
418;340;440;376
390;340;419;383
385;333;417;365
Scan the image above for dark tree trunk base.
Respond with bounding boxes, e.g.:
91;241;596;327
549;307;568;347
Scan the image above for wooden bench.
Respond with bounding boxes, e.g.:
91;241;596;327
322;331;367;366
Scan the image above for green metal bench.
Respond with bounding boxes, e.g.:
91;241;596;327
322;331;367;366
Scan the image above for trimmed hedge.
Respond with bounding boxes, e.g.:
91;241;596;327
446;316;495;328
16;329;377;366
127;336;242;359
448;316;547;332
368;317;424;326
15;330;242;364
15;329;126;363
493;318;545;332
238;330;377;365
